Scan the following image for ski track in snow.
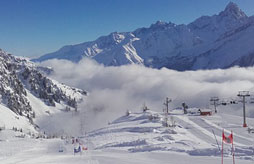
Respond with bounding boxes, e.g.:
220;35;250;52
174;115;217;147
192;116;254;146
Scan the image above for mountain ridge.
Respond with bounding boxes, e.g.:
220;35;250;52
33;2;254;70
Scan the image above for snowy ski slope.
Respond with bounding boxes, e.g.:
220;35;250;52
0;109;253;164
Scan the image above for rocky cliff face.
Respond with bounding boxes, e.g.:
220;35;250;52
0;49;86;121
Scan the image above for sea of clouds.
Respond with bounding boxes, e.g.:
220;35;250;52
39;58;254;134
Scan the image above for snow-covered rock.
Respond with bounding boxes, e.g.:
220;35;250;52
0;49;87;133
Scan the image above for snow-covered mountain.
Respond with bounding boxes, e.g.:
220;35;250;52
0;49;86;133
33;2;254;70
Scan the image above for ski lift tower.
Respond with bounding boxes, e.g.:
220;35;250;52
237;91;250;127
164;97;172;114
210;97;219;113
163;97;172;127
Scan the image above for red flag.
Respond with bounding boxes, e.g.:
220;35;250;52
222;132;233;144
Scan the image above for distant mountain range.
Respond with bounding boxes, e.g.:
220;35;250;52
33;2;254;71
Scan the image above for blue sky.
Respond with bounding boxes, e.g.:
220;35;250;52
0;0;254;57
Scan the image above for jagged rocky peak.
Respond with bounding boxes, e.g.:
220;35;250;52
96;32;126;47
149;20;176;30
190;2;247;29
133;21;176;36
219;2;247;19
152;20;167;26
110;32;125;42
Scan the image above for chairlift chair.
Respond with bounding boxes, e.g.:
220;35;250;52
220;100;227;106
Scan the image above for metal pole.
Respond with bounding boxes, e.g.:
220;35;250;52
210;97;219;113
212;130;220;152
166;97;169;114
243;96;247;127
221;130;224;164
237;91;250;127
231;131;235;164
214;101;217;113
164;97;171;114
163;97;171;127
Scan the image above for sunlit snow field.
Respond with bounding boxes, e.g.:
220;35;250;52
0;109;254;164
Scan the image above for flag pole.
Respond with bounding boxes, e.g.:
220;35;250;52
231;131;235;164
221;129;224;164
212;129;220;152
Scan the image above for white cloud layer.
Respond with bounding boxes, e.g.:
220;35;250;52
40;59;254;134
